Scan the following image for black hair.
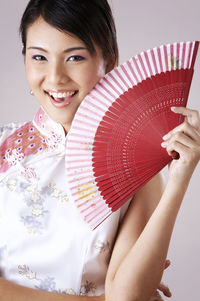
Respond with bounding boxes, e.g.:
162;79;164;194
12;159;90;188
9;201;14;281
19;0;119;68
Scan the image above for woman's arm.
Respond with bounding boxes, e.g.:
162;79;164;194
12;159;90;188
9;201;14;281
105;107;200;301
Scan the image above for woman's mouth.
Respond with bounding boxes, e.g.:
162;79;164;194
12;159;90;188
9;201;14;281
45;90;78;107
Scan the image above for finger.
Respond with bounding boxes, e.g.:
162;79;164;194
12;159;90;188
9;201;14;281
158;282;172;297
164;259;171;270
150;290;164;301
162;139;189;158
171;107;200;131
163;121;200;143
162;131;199;150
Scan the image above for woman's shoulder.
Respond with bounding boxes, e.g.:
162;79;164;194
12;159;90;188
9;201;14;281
0;122;27;144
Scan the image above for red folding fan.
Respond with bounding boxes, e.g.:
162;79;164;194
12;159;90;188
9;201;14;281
65;41;199;229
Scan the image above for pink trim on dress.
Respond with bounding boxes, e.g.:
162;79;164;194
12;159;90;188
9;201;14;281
0;121;48;173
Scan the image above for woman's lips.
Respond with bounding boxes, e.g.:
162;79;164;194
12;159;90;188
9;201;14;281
45;90;78;108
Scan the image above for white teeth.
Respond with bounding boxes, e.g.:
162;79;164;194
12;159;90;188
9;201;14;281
48;91;76;99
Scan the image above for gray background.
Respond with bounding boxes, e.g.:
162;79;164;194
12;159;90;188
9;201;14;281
0;0;200;299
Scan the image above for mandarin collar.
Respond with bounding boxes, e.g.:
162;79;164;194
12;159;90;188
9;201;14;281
32;107;66;142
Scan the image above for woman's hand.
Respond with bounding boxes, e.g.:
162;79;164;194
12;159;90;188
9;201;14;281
150;259;172;301
161;107;200;181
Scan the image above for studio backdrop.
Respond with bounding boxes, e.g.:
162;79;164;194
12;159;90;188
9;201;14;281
0;0;200;299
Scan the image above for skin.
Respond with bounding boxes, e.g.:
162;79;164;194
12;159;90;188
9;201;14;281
25;17;108;133
105;107;200;301
0;17;200;301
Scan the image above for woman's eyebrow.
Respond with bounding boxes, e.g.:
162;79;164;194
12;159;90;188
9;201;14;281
27;46;87;53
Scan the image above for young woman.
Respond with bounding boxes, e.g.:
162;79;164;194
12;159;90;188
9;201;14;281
0;1;199;301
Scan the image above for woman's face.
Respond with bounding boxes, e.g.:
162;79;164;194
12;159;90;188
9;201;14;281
25;17;107;132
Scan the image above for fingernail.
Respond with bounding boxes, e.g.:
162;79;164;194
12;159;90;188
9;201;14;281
171;106;176;112
161;142;167;148
162;133;170;140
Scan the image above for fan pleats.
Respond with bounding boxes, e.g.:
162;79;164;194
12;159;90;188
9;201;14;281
66;41;199;229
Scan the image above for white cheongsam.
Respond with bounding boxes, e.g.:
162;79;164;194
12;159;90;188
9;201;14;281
0;107;130;296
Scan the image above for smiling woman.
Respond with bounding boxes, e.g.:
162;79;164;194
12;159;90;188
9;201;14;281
25;17;107;132
0;1;200;301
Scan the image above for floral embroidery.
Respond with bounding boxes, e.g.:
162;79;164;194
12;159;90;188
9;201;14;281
5;177;17;192
45;132;63;150
80;280;97;295
94;240;110;253
5;149;25;166
20;167;38;183
95;240;112;266
18;265;76;295
0;176;70;235
48;183;69;203
0;122;48;173
20;184;50;234
18;265;37;280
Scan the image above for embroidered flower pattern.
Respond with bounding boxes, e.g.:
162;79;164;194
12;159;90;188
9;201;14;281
45;132;63;150
18;265;77;295
0;176;70;235
94;240;110;253
18;265;37;280
5;149;25;166
0;122;48;173
20;167;38;183
5;178;17;192
80;280;97;295
94;240;112;266
48;183;69;203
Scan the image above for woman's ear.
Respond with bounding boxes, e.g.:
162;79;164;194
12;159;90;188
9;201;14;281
105;58;116;73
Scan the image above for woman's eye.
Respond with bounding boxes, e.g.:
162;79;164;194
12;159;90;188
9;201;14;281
67;55;85;62
32;55;47;61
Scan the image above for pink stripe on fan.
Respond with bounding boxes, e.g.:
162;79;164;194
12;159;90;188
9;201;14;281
78;107;102;121
67;159;91;165
66;153;90;157
104;77;122;95
70;181;96;191
150;49;158;74
85;206;111;224
96;82;117;101
137;54;148;78
68;174;94;183
75;197;102;209
181;42;186;69
177;43;180;69
80;198;104;214
126;60;140;83
144;52;154;76
157;47;164;72
92;87;113;106
108;73;125;92
67;132;93;139
120;64;136;86
85;98;106;114
164;45;169;71
114;68;130;89
131;57;145;81
186;42;193;69
71;125;94;134
73;114;98;127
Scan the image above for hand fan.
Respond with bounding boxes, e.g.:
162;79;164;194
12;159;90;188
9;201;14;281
66;41;199;230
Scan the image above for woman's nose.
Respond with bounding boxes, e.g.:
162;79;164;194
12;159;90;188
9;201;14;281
47;61;69;85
